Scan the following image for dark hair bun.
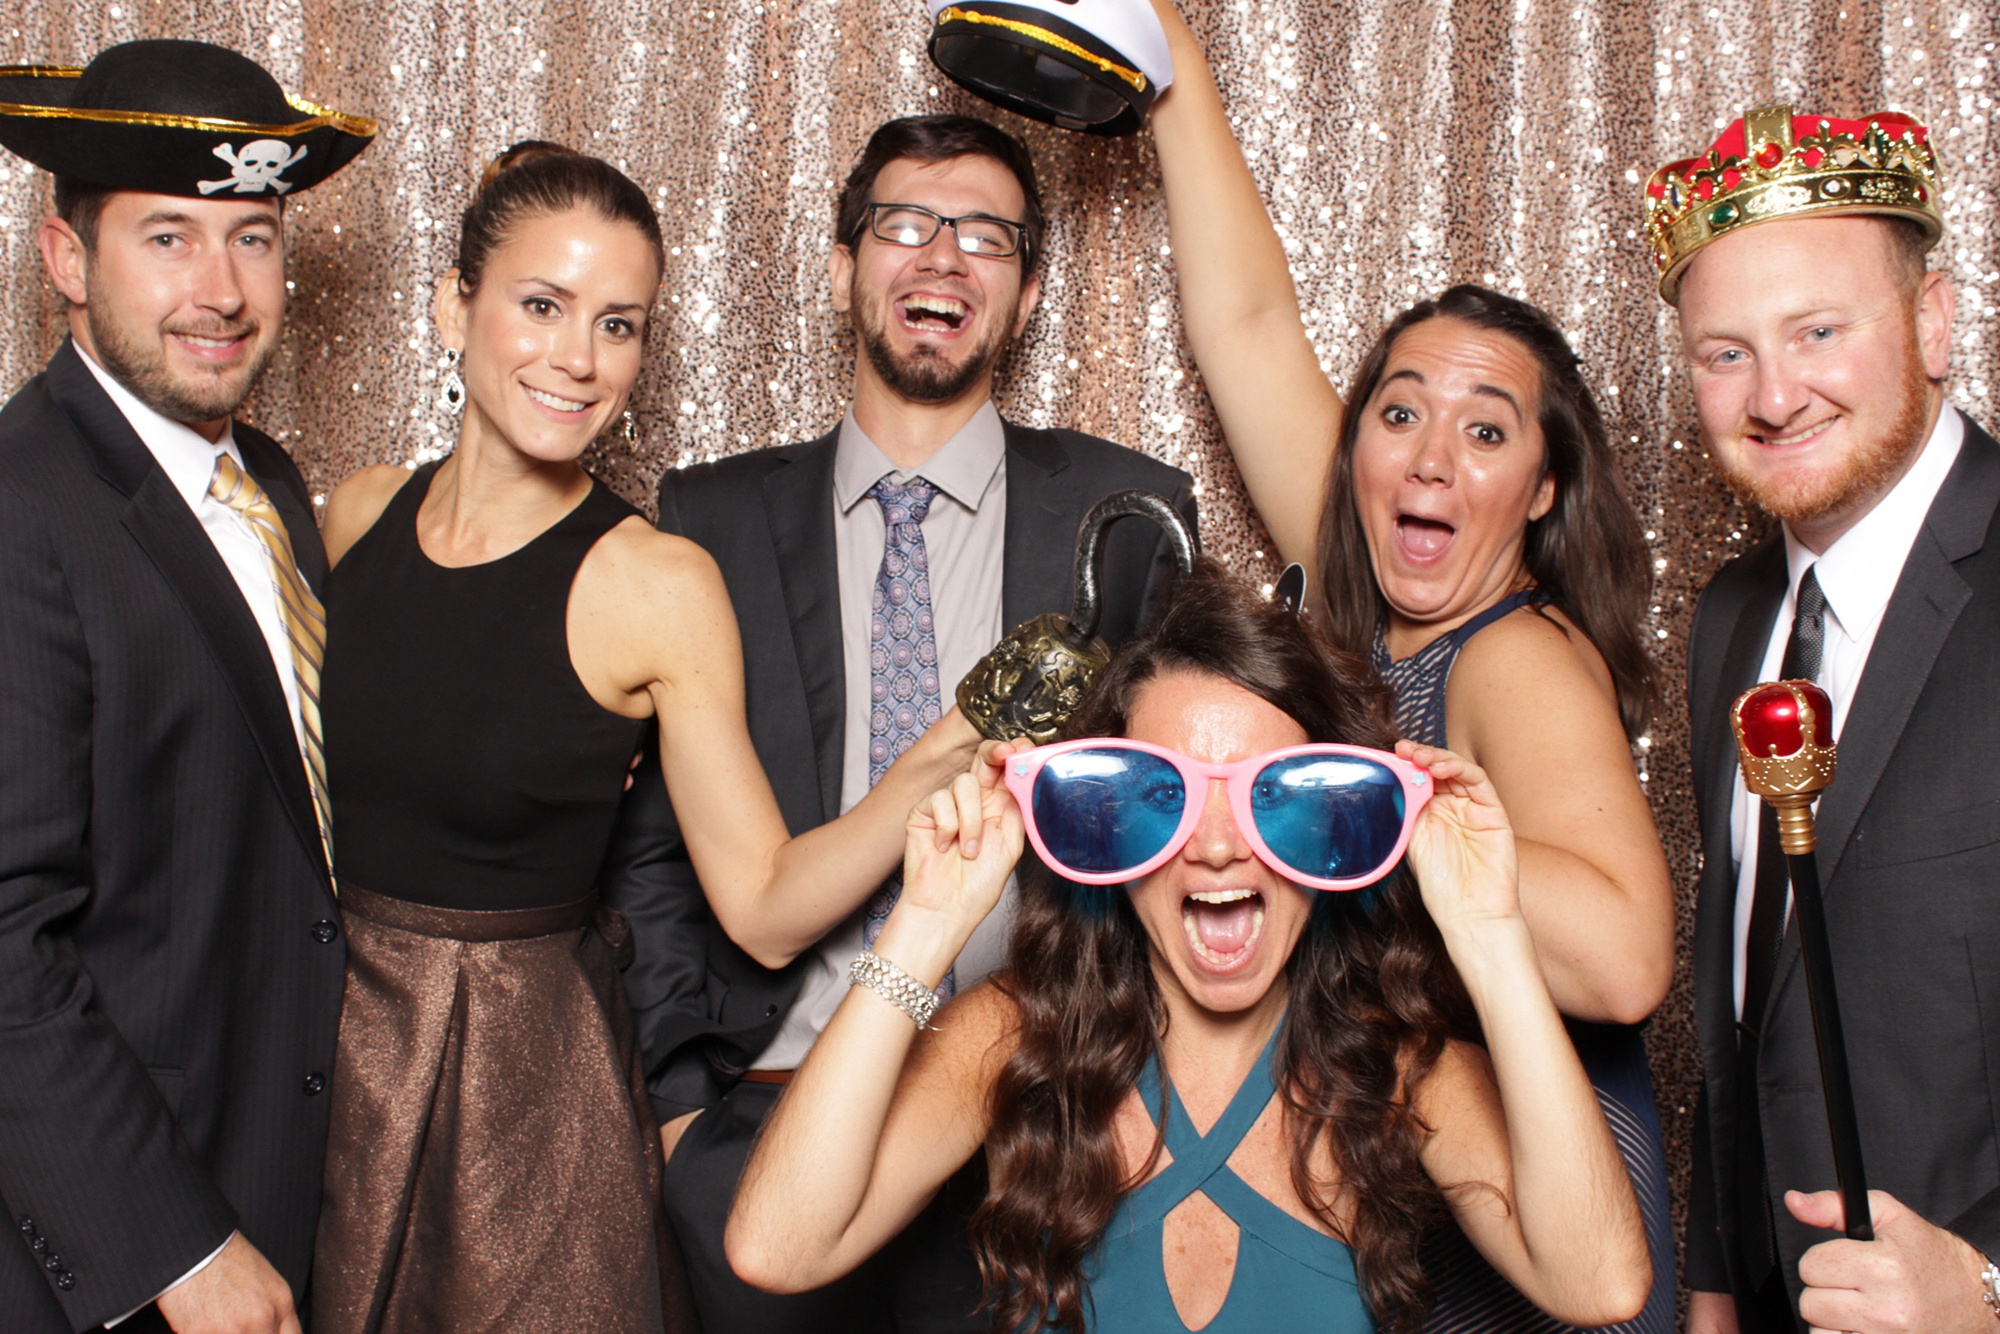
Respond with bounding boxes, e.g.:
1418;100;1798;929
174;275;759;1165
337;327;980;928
477;139;582;194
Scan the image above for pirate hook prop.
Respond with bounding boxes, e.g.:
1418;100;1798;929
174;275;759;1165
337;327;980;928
1731;680;1874;1241
957;489;1198;744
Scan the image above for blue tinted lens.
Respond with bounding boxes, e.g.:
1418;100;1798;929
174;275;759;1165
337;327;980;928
1250;753;1406;882
1031;748;1187;877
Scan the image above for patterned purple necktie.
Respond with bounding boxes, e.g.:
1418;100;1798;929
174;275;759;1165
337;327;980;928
861;475;954;997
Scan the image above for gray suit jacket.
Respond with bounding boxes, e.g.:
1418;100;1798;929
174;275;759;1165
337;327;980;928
602;418;1196;1117
1684;410;2000;1309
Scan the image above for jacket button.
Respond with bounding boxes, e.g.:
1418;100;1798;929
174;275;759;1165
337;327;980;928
763;1004;778;1017
43;1253;61;1271
55;1270;74;1290
16;1218;31;1236
31;1236;45;1254
312;920;339;944
303;1072;326;1095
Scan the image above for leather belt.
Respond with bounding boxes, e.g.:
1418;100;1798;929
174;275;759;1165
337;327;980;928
739;1068;795;1086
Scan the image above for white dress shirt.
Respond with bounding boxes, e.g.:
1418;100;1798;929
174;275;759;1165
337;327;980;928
751;403;1013;1071
76;345;294;1322
1729;406;1965;1018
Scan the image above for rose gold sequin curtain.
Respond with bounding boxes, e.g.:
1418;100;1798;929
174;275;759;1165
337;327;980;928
4;0;1997;1292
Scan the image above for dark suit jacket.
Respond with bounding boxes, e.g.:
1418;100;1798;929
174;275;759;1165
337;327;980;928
0;342;344;1331
603;419;1196;1117
1684;410;2000;1308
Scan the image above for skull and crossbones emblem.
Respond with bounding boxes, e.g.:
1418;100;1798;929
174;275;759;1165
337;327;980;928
198;139;310;195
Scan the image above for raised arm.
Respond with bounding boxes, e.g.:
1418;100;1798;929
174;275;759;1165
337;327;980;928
574;523;984;967
1147;0;1343;564
727;766;1023;1291
1399;743;1651;1326
1448;612;1675;1023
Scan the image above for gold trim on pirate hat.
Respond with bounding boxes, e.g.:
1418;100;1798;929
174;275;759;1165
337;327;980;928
1644;104;1942;304
927;0;1174;136
0;40;375;198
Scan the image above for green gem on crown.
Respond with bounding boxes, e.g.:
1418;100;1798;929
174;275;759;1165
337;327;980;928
1709;201;1741;228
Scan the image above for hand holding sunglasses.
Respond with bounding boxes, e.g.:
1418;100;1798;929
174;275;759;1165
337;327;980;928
1003;738;1433;891
1391;740;1524;931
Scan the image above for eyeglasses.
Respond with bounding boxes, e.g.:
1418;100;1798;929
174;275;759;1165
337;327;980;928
855;203;1030;259
1003;739;1432;892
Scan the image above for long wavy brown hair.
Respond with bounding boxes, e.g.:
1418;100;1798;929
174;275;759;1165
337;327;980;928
1312;284;1658;739
970;560;1472;1334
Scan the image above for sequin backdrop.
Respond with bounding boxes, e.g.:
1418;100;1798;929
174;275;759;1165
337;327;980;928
3;0;1996;1292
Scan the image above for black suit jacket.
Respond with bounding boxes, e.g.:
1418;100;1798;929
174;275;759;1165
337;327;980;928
1684;410;2000;1307
603;419;1196;1116
0;342;344;1331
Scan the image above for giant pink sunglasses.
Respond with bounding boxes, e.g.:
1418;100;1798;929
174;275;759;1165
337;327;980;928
1003;738;1433;891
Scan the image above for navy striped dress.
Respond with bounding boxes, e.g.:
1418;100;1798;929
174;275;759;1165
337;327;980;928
1375;590;1675;1334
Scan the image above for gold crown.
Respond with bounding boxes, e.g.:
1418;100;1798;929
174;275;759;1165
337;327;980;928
1645;105;1942;303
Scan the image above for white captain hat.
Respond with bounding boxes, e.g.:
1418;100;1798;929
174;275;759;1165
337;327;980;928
926;0;1174;136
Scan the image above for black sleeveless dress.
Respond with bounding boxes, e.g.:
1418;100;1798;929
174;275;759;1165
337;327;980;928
1376;591;1674;1334
312;462;695;1334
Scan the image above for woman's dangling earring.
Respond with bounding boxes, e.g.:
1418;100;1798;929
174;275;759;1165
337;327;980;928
439;348;466;415
621;409;638;449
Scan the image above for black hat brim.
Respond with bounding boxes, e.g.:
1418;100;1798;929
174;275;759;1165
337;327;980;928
0;65;374;196
929;4;1157;136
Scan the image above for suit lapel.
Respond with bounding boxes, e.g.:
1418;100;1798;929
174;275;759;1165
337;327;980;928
1695;540;1788;837
1815;415;1998;883
764;431;846;823
44;343;329;883
1690;541;1786;1052
1000;422;1079;631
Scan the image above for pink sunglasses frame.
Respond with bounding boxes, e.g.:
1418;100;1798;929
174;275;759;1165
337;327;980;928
1002;737;1434;892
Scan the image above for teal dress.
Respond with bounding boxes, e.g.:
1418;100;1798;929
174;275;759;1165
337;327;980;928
1081;1024;1375;1332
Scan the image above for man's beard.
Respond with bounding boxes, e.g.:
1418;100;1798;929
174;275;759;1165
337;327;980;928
88;304;274;425
1714;344;1934;529
853;292;1015;406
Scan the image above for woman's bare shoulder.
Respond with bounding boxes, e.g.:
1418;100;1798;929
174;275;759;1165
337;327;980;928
588;515;719;580
323;464;417;565
1450;601;1617;702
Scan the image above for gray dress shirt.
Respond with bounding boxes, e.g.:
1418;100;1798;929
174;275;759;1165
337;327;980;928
751;402;1014;1069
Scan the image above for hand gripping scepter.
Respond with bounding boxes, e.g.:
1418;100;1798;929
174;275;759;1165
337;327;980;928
1731;680;1873;1241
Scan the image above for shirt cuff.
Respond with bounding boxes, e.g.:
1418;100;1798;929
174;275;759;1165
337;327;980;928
104;1232;233;1327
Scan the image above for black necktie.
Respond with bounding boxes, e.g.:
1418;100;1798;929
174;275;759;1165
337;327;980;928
1735;564;1825;1283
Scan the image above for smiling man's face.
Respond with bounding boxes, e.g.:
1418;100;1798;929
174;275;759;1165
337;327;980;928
55;190;287;436
1676;214;1952;550
831;152;1039;408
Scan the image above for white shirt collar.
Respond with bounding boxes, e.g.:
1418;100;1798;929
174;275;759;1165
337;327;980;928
73;339;241;506
1783;404;1964;644
833;400;1007;514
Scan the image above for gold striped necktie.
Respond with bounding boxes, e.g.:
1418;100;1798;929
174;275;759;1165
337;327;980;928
208;452;333;871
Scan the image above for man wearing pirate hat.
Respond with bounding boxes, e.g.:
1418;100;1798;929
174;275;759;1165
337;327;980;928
1651;110;2000;1331
0;40;371;1334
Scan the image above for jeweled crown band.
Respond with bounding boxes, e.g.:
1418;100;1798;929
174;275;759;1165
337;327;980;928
1644;105;1942;303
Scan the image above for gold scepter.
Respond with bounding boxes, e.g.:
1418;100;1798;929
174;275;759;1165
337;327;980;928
1731;679;1872;1241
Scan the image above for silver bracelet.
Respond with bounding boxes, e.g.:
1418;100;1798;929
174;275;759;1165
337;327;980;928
849;949;942;1030
1981;1254;2000;1322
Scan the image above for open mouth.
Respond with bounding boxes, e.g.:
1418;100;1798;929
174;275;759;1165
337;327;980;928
1394;513;1457;562
524;385;592;415
898;294;968;333
1180;887;1266;970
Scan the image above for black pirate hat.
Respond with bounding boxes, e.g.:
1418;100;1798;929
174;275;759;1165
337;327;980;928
0;40;374;197
926;0;1174;136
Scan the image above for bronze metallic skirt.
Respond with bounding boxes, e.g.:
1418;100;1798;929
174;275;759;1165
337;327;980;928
312;884;696;1334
